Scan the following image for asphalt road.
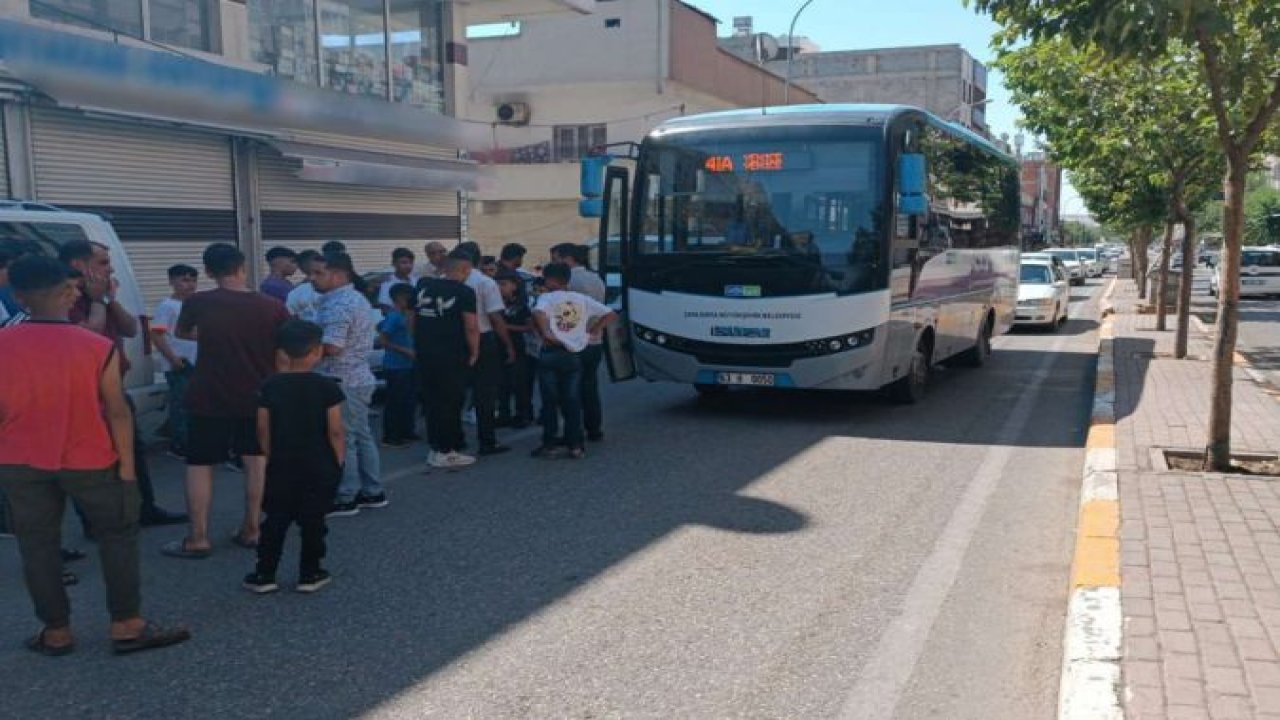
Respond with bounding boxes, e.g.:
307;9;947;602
0;280;1106;720
1189;268;1280;388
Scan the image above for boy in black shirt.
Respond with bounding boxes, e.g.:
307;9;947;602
415;252;480;469
496;272;534;428
243;320;345;594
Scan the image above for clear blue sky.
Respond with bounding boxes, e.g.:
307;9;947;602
688;0;1087;215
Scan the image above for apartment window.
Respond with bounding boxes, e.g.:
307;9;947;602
554;125;607;162
321;0;389;100
30;0;215;52
388;0;447;111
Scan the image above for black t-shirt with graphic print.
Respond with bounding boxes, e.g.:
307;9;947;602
413;277;477;360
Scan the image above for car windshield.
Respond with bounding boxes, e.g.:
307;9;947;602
1020;264;1054;284
1045;249;1079;262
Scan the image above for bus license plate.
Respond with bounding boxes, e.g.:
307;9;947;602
717;372;776;387
1243;278;1266;286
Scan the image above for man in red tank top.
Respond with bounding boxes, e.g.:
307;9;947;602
0;256;189;656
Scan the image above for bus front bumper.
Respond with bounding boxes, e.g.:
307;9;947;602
633;338;886;391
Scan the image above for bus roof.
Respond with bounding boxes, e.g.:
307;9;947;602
650;103;1011;161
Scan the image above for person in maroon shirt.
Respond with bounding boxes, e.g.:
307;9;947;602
60;240;186;527
161;244;289;559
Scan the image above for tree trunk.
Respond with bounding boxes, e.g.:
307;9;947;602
1155;221;1174;330
1206;158;1247;471
1175;213;1197;358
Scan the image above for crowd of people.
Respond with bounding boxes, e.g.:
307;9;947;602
0;234;616;655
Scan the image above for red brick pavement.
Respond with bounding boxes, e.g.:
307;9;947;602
1110;279;1280;720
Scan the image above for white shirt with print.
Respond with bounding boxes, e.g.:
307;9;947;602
151;297;198;372
465;269;505;333
534;290;612;353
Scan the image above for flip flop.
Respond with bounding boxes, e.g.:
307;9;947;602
230;532;258;550
112;622;191;655
160;539;211;559
25;629;74;657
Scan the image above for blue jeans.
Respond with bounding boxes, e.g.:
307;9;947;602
539;348;584;449
336;385;383;503
164;365;193;453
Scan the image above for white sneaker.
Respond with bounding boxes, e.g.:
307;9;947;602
430;451;476;469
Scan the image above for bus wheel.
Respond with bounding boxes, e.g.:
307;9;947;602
956;316;994;367
889;342;931;404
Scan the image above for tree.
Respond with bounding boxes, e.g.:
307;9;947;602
972;0;1280;470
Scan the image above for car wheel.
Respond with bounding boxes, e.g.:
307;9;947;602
955;316;993;367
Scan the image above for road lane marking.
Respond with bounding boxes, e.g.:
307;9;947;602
837;327;1074;720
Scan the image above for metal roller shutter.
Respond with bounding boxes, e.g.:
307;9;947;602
29;109;236;310
285;130;459;162
30;108;234;209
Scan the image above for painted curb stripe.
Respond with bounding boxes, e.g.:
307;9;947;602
1059;277;1125;720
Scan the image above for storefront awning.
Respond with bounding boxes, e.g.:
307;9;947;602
267;140;487;192
0;19;487;152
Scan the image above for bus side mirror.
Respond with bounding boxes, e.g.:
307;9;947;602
899;153;927;216
580;155;612;218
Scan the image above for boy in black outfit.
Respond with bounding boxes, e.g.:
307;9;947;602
243;320;345;594
415;251;480;469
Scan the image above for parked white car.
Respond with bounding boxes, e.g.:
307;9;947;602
1209;247;1280;298
1016;259;1070;330
1041;248;1087;286
1075;248;1103;277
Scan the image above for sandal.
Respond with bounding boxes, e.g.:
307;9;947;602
112;622;191;655
230;531;258;550
25;629;74;657
160;538;211;559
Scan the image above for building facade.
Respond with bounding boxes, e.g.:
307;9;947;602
1019;151;1063;248
719;20;989;136
461;0;818;261
0;0;588;307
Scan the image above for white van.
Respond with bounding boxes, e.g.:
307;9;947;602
0;202;166;415
1209;247;1280;298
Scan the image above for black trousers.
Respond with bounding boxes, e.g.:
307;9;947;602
256;507;327;577
470;332;502;447
422;352;468;453
580;343;605;437
498;337;534;423
381;368;417;443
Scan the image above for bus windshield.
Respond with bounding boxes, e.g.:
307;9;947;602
636;129;885;295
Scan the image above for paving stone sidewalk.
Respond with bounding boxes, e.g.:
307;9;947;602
1110;279;1280;719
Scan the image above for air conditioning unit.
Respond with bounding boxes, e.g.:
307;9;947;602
495;102;531;126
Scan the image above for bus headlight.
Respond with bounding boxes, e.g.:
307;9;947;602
846;330;875;349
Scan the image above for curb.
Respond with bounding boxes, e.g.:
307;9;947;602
1058;278;1124;720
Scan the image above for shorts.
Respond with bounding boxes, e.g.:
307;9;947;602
186;415;262;466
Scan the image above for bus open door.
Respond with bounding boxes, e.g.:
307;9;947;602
583;157;636;382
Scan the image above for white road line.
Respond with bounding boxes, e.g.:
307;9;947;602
837;314;1080;720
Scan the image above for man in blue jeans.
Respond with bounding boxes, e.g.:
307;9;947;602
530;263;617;460
312;251;384;517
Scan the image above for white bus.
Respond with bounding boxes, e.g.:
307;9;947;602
583;104;1020;402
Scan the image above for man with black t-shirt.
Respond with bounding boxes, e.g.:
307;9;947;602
415;252;480;469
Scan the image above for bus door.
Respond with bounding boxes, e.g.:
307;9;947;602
599;166;637;382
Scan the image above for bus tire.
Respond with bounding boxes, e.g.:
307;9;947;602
888;339;931;404
956;315;994;367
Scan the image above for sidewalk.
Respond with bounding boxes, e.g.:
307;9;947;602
1110;279;1280;720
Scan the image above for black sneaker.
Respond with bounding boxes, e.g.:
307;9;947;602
327;501;360;518
356;492;389;509
478;444;511;456
296;570;332;594
242;572;279;594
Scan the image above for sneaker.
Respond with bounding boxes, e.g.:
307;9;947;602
242;572;279;594
567;447;587;460
429;451;476;468
327;501;360;518
356;492;389;509
165;449;187;461
296;570;332;594
223;459;244;474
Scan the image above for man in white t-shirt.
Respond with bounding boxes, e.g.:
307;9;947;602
551;242;609;441
530;262;617;460
376;247;420;310
285;250;324;321
150;263;200;458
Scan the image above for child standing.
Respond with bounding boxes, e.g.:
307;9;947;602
244;320;345;594
496;272;534;428
149;264;199;459
378;284;417;448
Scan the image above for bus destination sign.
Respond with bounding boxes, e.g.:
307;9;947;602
704;152;790;173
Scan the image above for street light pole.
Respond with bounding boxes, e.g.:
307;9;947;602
783;0;816;105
